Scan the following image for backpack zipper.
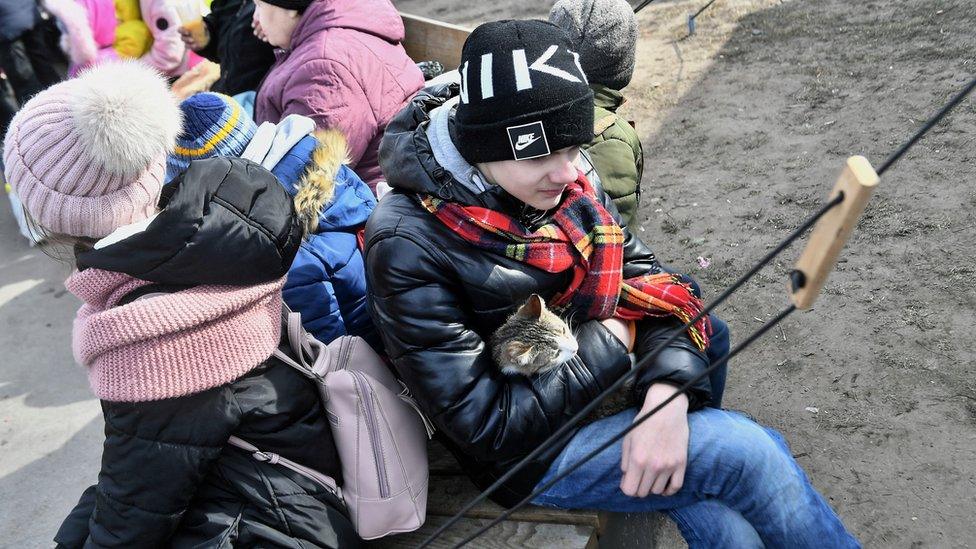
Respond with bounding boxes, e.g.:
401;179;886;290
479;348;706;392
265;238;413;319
351;369;390;499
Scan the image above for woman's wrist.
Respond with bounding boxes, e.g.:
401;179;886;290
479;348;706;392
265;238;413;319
599;317;635;351
642;382;689;414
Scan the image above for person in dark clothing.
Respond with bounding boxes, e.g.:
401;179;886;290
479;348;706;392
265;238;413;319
178;0;276;95
3;61;358;548
0;0;66;103
365;20;860;548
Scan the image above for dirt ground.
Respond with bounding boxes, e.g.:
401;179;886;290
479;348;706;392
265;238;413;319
395;0;976;545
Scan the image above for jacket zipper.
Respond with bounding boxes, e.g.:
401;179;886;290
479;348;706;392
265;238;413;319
351;369;390;499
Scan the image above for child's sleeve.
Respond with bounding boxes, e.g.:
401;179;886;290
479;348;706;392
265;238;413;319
74;389;241;546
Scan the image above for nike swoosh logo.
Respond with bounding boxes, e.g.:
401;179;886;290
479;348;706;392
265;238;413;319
515;135;542;151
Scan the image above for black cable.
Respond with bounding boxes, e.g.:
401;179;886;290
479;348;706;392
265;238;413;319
415;194;843;548
452;305;797;548
633;0;658;13
691;0;720;20
876;75;976;176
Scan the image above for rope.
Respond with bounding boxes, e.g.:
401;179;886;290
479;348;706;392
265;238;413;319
450;305;797;548
417;75;976;548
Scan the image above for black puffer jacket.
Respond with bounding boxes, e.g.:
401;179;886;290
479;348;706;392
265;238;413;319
365;86;710;507
55;158;360;548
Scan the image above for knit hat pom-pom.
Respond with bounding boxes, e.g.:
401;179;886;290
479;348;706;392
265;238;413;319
71;61;183;176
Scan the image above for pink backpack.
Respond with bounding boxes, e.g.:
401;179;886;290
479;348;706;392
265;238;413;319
230;308;433;540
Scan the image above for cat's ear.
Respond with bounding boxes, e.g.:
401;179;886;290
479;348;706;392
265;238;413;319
517;294;544;319
504;342;535;366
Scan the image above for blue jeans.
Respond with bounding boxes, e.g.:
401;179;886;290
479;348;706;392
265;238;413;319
531;408;859;548
531;315;857;548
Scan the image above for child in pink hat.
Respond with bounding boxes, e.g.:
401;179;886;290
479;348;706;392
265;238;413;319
3;61;358;547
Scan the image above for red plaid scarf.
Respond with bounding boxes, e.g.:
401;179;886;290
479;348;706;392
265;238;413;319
418;174;710;350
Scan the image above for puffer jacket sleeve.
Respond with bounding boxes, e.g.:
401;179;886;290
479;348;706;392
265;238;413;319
583;151;712;409
365;231;634;463
281;60;377;169
54;387;242;548
613;215;711;409
284;244;347;345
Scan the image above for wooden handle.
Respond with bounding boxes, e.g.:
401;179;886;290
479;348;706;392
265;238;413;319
790;156;879;310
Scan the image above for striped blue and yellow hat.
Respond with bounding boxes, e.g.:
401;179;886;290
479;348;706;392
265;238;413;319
166;92;257;182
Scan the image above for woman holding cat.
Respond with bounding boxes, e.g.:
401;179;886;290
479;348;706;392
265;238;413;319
365;21;859;548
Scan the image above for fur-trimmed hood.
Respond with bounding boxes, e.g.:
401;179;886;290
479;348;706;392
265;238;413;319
288;130;376;235
277;130;379;350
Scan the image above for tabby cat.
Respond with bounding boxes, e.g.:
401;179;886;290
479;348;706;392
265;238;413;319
491;294;632;421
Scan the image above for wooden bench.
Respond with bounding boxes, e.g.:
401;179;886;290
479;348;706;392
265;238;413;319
400;13;472;71
371;440;609;548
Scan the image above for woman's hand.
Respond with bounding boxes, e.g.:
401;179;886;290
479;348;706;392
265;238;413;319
600;317;636;351
252;17;268;42
620;382;689;497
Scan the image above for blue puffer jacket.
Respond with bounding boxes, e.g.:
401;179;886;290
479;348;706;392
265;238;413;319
277;130;379;349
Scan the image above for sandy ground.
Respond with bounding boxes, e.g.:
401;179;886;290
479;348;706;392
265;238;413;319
395;0;976;546
1;0;974;546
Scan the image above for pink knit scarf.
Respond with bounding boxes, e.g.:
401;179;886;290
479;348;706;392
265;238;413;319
66;268;285;402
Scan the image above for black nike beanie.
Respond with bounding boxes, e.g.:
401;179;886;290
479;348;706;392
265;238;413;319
454;19;595;164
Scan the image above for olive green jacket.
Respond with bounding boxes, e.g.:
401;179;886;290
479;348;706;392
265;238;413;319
583;84;643;226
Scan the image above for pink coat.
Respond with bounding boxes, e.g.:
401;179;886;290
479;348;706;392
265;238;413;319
254;0;424;191
43;0;117;76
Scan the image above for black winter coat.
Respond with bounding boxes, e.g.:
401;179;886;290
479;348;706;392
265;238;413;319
198;0;275;96
55;158;360;548
365;86;711;507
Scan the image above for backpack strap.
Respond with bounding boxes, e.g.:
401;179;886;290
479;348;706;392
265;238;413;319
274;306;335;383
228;436;344;503
283;305;313;367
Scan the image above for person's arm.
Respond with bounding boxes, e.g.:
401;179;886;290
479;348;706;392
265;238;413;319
583;156;713;408
365;231;633;462
281;60;377;168
70;390;240;546
585;136;641;227
284;245;348;344
194;0;234;60
620;382;690;497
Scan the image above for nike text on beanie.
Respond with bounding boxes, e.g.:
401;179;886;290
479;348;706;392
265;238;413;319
454;19;594;164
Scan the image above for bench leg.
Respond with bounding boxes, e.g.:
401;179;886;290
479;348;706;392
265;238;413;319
585;512;613;549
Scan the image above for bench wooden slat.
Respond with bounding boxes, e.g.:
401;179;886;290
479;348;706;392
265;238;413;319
425;440;603;529
368;515;595;549
426;472;602;529
400;13;472;70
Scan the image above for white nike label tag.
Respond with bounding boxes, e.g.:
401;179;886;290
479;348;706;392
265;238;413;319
507;121;551;160
514;133;542;151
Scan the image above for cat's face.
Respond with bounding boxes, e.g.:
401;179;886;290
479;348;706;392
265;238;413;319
496;294;579;377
